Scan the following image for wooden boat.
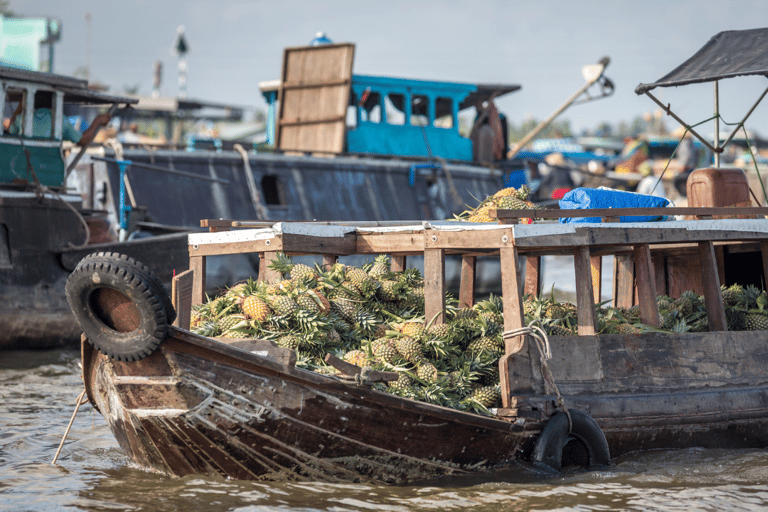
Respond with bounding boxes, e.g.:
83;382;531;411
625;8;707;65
68;203;768;483
0;67;190;349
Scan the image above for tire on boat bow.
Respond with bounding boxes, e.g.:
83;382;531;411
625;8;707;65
65;252;171;361
531;409;610;471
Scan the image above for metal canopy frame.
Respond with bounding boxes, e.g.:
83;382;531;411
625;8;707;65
636;28;768;166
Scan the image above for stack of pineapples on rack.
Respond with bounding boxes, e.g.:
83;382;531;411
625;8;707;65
455;185;539;223
190;252;768;415
527;283;768;335
191;253;506;414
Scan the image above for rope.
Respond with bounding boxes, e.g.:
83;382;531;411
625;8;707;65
355;366;373;386
503;321;572;432
649;115;716;196
19;132;92;249
51;388;89;465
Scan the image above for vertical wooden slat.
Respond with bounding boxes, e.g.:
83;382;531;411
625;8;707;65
189;255;206;306
257;253;266;282
633;244;660;327
698;241;727;331
499;246;525;409
458;255;476;309
524;255;541;297
322;254;338;271
391;255;406;273
171;269;194;330
590;254;602;301
613;254;634;309
574;246;596;335
424;249;446;325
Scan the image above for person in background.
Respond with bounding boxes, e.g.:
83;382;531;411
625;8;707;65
673;133;698;196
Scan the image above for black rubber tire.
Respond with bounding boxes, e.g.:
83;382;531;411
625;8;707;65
531;409;610;471
74;251;176;324
65;256;169;361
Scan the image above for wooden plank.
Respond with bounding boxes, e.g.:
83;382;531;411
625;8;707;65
698;241;727;331
189;255;206;306
191;233;357;257
499;245;525;409
424;228;514;250
172;269;194;330
391;255;406;273
458;255;476;309
633;244;660;327
322;254;337;271
276;43;354;154
424;249;446;325
524;255;541;297
357;232;423;254
260;251;283;284
492;206;768;221
574;246;597;335
590;254;602;301
513;225;768;250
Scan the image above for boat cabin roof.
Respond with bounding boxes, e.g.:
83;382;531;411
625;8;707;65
635;27;768;94
0;66;137;105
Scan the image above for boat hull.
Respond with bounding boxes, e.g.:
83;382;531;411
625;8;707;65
82;329;530;484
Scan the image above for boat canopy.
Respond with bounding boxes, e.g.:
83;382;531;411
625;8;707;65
635;28;768;94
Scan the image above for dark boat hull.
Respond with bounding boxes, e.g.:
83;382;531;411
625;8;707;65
82;329;530;484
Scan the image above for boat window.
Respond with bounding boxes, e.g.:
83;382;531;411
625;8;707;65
434;97;453;129
3;89;24;136
411;94;429;126
385;93;405;125
32;90;54;139
358;90;381;123
261;175;284;205
0;224;10;267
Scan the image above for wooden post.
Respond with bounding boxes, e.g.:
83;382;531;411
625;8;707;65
633;244;660;327
613;254;634;309
424;249;446;325
458;255;476;309
322;254;338;271
260;251;283;283
698;241;727;331
499;245;525;409
524;255;541;297
172;269;194;330
391;255;406;273
590;254;602;301
189;255;206;306
573;246;597;335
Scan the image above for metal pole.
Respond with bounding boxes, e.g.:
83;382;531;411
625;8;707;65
714;81;720;167
508;58;609;161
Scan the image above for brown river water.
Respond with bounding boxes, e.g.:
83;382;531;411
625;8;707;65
3;347;768;512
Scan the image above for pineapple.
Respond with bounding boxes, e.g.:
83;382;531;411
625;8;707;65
368;254;390;280
271;295;299;317
395;336;426;364
492;187;517;199
343;349;369;368
470;385;501;409
377;280;402;302
345;267;377;297
388;373;414;392
547;324;574;336
242;296;271;322
401;321;426;340
276;333;301;350
416;362;439;383
746;312;768;331
466;336;504;357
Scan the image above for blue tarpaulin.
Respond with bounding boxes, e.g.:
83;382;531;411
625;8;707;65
559;187;672;223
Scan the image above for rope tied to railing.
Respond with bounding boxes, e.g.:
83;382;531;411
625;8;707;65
503;321;572;432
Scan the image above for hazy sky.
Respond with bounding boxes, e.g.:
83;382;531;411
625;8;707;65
12;0;768;137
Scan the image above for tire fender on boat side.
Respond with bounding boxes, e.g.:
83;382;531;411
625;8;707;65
73;251;176;324
65;253;171;361
531;409;610;471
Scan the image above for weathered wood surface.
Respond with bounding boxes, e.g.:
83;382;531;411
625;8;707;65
172;269;194;330
82;329;529;484
493;206;768;222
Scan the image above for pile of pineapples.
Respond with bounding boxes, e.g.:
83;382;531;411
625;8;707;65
190;252;768;416
455;185;539;223
526;283;768;335
191;253;506;414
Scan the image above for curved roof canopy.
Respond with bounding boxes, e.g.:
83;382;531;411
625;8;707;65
635;28;768;95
